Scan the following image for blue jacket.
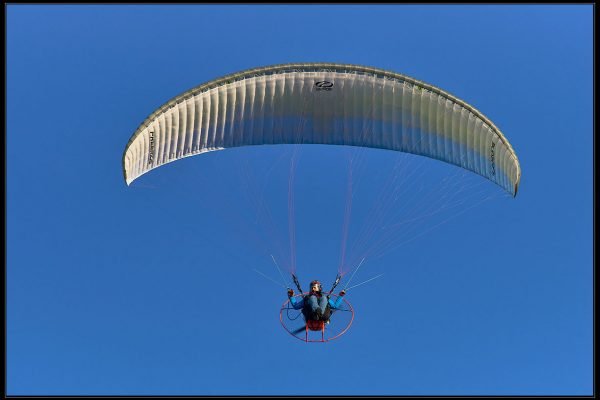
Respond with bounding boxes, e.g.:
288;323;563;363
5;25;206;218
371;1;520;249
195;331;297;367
290;292;345;310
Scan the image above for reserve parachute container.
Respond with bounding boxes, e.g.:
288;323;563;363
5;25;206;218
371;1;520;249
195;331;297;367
122;63;521;196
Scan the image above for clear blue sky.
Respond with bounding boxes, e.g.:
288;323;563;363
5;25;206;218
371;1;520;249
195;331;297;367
7;5;593;396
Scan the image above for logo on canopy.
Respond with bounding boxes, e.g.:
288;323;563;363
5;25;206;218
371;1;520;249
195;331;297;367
315;81;334;91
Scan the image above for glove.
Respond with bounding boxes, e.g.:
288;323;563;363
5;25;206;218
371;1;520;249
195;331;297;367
339;290;346;297
287;288;294;298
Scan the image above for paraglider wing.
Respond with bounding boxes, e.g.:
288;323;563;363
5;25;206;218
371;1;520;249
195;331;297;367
123;63;521;196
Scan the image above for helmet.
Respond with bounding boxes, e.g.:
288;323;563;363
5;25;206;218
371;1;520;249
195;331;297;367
310;280;322;292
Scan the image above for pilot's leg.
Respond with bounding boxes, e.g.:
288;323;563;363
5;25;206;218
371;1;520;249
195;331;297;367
318;295;328;314
306;295;322;320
